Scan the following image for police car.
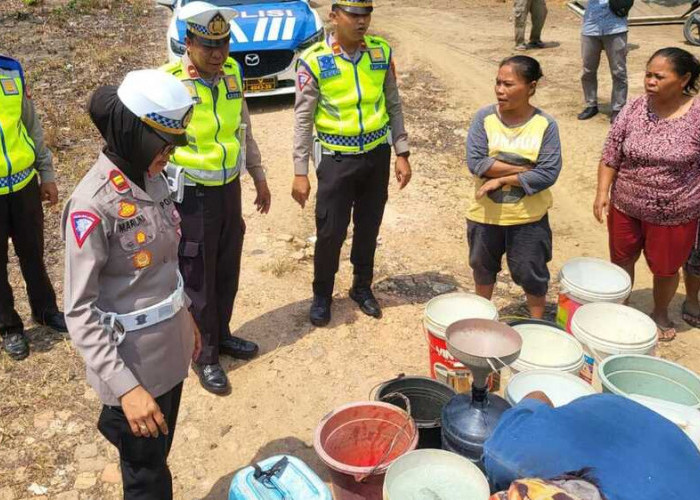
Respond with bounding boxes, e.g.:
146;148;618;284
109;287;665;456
158;0;323;97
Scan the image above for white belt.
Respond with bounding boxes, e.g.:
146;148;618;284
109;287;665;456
99;272;186;346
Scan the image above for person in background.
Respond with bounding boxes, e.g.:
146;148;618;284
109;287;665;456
594;47;700;341
682;237;700;328
161;1;271;394
466;55;562;319
63;70;200;500
0;55;67;361
292;0;412;327
484;392;700;500
578;0;629;122
514;0;547;51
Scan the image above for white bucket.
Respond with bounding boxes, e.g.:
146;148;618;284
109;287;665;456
383;449;490;500
424;293;499;393
556;257;632;332
505;369;597;407
510;322;584;376
571;303;658;385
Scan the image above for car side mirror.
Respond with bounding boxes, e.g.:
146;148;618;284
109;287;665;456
156;0;176;10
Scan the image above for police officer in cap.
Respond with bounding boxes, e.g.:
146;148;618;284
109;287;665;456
63;69;201;500
0;55;67;360
292;0;412;326
161;1;270;394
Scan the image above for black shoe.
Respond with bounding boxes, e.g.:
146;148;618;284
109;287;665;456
610;110;620;124
527;40;545;49
577;106;599;120
2;330;29;360
219;336;259;360
349;286;382;319
192;363;230;395
33;311;68;333
310;295;332;327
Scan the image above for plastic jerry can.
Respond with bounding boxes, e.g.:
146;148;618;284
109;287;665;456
228;455;332;500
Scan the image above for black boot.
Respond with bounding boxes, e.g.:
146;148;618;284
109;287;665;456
33;311;68;333
1;328;29;361
349;278;382;319
310;295;332;327
577;106;599;120
192;363;230;395
219;335;259;360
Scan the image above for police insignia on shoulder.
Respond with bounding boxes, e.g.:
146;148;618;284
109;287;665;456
318;55;341;79
70;211;101;249
298;70;312;91
118;201;137;218
0;79;19;96
109;170;130;193
224;75;242;99
133;250;152;269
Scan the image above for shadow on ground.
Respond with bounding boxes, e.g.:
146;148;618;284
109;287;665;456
199;436;329;500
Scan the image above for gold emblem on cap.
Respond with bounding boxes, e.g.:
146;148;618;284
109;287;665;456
208;13;229;36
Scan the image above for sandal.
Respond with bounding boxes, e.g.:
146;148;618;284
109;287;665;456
656;323;677;342
682;302;700;329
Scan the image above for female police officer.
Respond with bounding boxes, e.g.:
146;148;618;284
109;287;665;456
62;69;201;500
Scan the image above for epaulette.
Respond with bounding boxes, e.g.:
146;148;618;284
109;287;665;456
299;41;325;61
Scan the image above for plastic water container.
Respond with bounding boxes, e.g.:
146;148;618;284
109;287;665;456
556;257;632;332
228;455;331;500
424;293;499;393
628;394;700;451
571;303;658;385
598;354;700;408
510;321;584;376
383;449;490;500
505;369;597;407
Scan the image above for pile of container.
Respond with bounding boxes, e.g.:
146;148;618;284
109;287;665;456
227;257;700;500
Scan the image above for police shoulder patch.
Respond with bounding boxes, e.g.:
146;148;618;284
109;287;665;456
297;70;312;91
71;211;101;249
109;170;130;193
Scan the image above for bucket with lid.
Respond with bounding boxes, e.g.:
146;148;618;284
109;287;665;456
556;257;632;332
383;449;490;500
375;375;456;449
505;369;596;407
598;354;700;408
313;401;419;500
508;320;584;376
423;293;499;393
571;303;658;385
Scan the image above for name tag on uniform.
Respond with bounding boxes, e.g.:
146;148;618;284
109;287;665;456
117;214;146;233
223;75;242;99
368;48;389;70
0;79;19;96
183;80;201;104
317;55;341;79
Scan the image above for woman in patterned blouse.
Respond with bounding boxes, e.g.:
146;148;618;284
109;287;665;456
594;47;700;341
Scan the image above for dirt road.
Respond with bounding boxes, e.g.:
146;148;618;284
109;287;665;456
1;0;699;498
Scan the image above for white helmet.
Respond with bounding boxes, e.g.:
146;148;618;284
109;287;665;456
117;69;194;146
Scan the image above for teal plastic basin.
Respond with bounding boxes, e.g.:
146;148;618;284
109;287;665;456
598;355;700;408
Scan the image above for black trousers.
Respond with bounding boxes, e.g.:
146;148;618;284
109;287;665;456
97;383;183;500
313;143;391;297
0;175;58;333
177;179;244;365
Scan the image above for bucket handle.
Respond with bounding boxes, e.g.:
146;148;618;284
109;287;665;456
367;373;406;401
355;392;415;483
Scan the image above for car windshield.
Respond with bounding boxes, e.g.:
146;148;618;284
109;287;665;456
183;0;295;5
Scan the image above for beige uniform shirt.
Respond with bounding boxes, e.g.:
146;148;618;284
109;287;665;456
21;95;55;183
179;53;266;183
62;154;194;406
292;33;410;175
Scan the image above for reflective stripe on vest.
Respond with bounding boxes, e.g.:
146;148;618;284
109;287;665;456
301;36;391;153
161;58;243;186
0;63;37;195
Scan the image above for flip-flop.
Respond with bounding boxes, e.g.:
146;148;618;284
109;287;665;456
682;302;700;329
656;324;677;342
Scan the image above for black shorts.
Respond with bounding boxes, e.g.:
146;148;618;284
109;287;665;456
467;215;552;297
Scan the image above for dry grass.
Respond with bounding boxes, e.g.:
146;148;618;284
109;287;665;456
261;258;301;277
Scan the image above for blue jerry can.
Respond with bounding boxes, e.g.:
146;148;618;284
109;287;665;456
228;455;332;500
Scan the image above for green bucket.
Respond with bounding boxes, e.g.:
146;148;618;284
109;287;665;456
598;355;700;408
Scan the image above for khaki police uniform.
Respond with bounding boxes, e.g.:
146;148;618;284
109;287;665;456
0;55;61;341
293;32;410;298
